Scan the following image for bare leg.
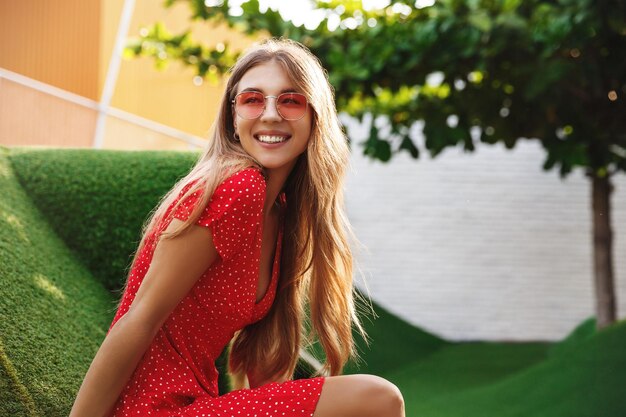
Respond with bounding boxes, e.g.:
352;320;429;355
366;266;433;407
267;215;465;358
313;374;405;417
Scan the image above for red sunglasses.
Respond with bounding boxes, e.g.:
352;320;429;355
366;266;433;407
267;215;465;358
232;91;308;121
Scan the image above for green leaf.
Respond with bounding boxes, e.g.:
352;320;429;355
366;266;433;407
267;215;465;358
468;10;493;32
502;0;522;13
524;61;572;100
399;136;420;159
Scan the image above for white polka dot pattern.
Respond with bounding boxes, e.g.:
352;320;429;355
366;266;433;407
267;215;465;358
107;168;325;416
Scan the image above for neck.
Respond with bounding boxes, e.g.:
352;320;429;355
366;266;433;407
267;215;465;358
263;161;295;215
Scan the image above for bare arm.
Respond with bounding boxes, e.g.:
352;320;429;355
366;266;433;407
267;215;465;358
70;219;219;417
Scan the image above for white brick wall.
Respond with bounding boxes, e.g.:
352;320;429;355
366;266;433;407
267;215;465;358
343;117;626;342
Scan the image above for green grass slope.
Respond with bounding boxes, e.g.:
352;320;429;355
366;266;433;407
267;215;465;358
0;147;116;416
345;299;447;375
8;148;200;293
439;320;626;417
388;319;626;417
387;340;551;415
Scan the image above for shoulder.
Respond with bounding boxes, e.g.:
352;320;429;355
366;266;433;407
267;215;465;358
172;168;265;218
219;166;266;187
213;167;266;208
215;167;266;200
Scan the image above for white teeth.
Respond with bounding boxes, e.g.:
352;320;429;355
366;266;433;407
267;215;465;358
257;135;288;143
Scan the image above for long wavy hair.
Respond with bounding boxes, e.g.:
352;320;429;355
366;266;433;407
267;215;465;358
124;38;367;389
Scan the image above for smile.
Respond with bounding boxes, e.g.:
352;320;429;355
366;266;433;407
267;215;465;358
254;134;291;144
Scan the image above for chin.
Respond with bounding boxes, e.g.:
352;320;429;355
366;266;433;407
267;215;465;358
255;156;300;173
257;160;290;170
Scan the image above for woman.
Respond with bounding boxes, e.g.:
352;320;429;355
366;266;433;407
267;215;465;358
70;38;405;417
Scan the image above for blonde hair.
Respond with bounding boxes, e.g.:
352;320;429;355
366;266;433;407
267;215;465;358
124;38;367;389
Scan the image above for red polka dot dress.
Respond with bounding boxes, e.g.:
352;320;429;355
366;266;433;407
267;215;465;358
108;168;325;417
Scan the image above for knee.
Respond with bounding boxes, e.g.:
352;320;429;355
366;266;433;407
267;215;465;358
358;375;405;417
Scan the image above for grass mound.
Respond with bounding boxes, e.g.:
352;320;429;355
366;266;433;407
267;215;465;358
345;300;447;375
387;340;551;415
0;147;115;416
8;148;200;293
548;316;596;357
386;319;626;417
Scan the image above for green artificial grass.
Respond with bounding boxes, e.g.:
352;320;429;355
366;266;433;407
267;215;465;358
386;340;551;415
387;319;626;417
344;299;447;375
548;317;596;358
8;147;201;293
0;147;116;416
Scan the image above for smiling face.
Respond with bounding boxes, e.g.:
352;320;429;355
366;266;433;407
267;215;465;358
233;60;313;177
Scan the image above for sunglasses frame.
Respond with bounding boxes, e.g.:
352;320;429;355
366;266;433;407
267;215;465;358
231;91;309;121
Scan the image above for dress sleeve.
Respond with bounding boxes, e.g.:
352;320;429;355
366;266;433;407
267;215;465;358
171;168;266;261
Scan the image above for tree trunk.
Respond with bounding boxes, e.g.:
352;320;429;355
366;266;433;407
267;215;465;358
591;173;617;329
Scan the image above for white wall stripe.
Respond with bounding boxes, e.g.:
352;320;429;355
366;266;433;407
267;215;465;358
0;67;99;110
93;0;137;149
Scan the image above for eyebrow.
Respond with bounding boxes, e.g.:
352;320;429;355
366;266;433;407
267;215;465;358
240;87;299;94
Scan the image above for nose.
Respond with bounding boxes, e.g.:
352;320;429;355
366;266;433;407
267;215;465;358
260;96;282;122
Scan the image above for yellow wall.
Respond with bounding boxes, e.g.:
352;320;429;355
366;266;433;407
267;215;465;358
109;0;255;140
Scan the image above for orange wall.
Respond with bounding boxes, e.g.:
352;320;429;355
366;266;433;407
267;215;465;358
100;0;125;100
0;0;101;100
0;0;258;149
0;78;96;148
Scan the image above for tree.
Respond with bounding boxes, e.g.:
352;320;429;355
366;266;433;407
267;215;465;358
126;0;626;329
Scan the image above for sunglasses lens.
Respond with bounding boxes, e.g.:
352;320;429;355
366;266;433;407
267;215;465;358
277;93;307;120
234;92;265;119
